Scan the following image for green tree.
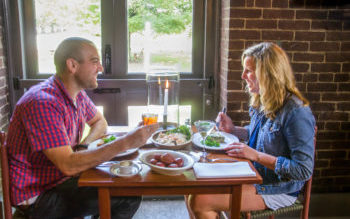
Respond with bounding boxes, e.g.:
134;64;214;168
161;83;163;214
128;0;192;60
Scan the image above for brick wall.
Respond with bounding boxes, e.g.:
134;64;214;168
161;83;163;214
0;3;10;131
220;0;350;193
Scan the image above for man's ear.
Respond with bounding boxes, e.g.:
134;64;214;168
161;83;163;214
66;58;79;73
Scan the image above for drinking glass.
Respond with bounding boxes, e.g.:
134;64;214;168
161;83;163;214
194;120;216;162
142;113;158;125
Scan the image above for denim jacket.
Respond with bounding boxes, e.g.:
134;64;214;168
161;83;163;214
245;95;315;195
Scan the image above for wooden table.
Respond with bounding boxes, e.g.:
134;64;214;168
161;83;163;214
78;147;262;219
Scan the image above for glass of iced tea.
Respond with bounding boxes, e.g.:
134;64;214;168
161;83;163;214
142;113;158;125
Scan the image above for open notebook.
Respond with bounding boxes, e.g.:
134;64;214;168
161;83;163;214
193;162;256;178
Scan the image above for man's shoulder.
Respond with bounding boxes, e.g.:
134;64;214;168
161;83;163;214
18;79;62;107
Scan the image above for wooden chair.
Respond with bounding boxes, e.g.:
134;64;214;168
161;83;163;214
0;131;13;219
221;127;317;219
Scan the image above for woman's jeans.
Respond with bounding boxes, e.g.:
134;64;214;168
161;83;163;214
21;176;141;219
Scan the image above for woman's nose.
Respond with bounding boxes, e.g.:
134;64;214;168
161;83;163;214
241;71;246;80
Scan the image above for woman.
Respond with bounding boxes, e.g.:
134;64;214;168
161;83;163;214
187;42;315;219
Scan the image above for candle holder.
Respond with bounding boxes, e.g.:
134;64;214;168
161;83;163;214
146;72;179;130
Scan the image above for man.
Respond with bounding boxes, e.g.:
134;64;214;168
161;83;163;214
6;37;158;218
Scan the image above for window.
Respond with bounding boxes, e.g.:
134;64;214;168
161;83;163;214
7;0;219;125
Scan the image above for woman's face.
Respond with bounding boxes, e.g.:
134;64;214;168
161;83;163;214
242;56;259;94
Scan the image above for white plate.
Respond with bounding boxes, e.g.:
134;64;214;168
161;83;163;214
109;161;142;177
192;131;239;150
88;135;138;157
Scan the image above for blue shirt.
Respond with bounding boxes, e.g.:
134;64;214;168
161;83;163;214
245;95;315;195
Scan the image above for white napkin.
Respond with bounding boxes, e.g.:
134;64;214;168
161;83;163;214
193;162;256;178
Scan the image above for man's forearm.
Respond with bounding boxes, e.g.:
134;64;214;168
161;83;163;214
81;118;107;145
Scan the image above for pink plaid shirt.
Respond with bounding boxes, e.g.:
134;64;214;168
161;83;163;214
6;76;97;205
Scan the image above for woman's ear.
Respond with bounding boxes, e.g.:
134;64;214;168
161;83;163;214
66;58;79;73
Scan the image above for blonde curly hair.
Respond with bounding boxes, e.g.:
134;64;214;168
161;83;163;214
242;42;309;119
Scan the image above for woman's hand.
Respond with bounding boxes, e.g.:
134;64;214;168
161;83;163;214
225;142;259;162
216;112;235;134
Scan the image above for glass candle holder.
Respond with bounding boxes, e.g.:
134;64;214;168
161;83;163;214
146;72;179;128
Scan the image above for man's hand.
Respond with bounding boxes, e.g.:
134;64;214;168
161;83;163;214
124;123;160;149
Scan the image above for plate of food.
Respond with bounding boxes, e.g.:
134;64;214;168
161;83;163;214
88;134;138;157
150;125;192;150
192;131;239;150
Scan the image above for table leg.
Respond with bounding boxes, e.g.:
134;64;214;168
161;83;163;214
98;188;111;219
230;185;242;219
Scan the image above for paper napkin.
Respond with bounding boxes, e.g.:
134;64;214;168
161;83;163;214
193;162;256;178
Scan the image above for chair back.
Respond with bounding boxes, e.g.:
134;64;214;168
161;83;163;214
0;131;12;219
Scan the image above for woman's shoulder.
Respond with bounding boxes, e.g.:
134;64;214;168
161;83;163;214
277;95;314;122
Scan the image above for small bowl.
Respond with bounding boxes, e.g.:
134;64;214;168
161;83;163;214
151;130;192;150
109;161;142;177
139;150;194;176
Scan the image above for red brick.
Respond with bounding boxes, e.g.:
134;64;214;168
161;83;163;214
228;70;243;80
227;91;248;102
281;42;308;51
244;41;264;49
317;150;347;159
295;31;325;41
255;0;271;8
230;0;245;7
227;80;243;90
315;121;325;130
262;31;293;41
318;112;348;121
323;93;350;101
226;102;242;111
229;30;260;40
296;10;328;19
315;160;330;168
310;102;336;111
247;0;254;7
230;9;262;18
272;0;288;8
310;42;340;52
341;42;350;52
307;83;337;92
294;53;324;62
303;73;318;82
334;177;350;184
325;122;341;130
343;63;350;72
289;0;304;8
341;122;350;130
292;63;310;72
228;51;242;60
334;73;350;82
297;82;306;91
294;73;303;81
278;20;310;30
246;20;277;29
227;111;250;121
228;60;242;71
229;19;244;28
332;141;350;149
344;21;350;31
229;40;244;50
338;102;350;111
311;21;343;30
323;169;350;177
311;63;341;72
326;52;350;62
339;83;350;91
327;32;350;41
319;73;334;82
304;0;323;9
263;9;294;19
328;10;347;20
304;92;321;102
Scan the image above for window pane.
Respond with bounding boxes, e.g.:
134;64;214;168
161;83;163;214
127;0;193;74
35;0;101;74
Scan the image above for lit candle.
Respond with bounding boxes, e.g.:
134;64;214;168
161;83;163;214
163;80;169;127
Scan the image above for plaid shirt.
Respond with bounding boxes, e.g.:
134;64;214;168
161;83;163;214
6;76;97;205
